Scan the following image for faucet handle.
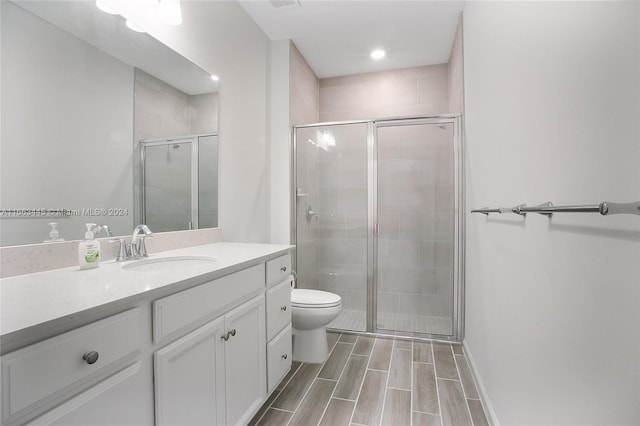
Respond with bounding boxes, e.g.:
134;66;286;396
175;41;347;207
136;235;152;258
109;239;130;262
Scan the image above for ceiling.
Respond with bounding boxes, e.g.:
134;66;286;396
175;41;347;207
238;0;465;78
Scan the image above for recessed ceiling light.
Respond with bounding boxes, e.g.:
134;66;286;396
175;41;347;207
370;49;386;60
210;75;220;81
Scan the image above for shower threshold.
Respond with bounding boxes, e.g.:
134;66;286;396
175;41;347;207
328;309;453;336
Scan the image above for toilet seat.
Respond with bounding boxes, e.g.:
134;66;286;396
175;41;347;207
292;289;341;308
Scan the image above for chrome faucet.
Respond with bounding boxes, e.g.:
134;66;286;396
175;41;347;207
131;224;153;258
91;224;113;238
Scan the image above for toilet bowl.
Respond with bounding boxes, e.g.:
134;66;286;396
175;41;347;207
291;289;342;363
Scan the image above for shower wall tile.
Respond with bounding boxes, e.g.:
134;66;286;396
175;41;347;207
345;213;367;239
318;213;346;239
346;289;367;310
378;267;438;295
290;42;319;125
378;187;436;213
377;292;399;313
361;78;418;110
319;64;448;121
436;268;453;294
378;239;419;267
338;160;367;187
319;84;363;113
378;213;399;239
318;239;367;265
434;212;454;241
434;241;453;268
335;187;368;214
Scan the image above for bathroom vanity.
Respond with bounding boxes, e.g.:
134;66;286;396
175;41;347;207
0;242;293;426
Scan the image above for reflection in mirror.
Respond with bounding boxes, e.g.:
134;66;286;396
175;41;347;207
139;134;218;232
0;1;219;247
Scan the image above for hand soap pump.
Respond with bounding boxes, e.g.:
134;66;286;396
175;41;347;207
78;223;100;269
43;222;65;243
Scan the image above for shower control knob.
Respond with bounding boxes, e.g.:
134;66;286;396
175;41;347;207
82;351;99;365
281;266;287;272
281;306;287;311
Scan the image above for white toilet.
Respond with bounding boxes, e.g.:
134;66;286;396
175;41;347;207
291;288;342;363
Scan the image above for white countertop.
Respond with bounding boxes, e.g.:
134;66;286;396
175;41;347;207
0;242;292;353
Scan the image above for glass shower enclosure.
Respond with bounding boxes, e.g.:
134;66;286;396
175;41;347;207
292;116;463;341
137;133;218;232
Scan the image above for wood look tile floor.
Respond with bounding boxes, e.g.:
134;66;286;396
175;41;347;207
249;333;489;426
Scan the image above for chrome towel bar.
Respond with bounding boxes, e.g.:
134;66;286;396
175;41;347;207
471;201;640;217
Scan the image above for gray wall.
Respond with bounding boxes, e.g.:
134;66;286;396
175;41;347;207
464;2;640;424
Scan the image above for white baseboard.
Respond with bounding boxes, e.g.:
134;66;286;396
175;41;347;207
463;340;500;426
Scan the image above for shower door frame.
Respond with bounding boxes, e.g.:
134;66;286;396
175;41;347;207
137;132;218;231
291;115;464;343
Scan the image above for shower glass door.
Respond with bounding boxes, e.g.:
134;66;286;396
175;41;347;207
293;116;462;341
294;122;369;332
375;120;457;336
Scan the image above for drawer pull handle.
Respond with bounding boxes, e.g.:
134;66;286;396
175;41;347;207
282;354;288;360
280;266;287;272
281;305;287;311
222;329;237;341
83;351;99;365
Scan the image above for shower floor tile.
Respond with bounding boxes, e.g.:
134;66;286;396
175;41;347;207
249;333;488;426
329;309;453;336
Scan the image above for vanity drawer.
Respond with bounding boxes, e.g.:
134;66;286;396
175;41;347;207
153;263;265;344
1;308;141;422
266;278;292;341
266;324;292;393
266;253;291;287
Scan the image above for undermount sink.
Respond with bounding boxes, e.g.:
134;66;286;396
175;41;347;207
122;256;218;272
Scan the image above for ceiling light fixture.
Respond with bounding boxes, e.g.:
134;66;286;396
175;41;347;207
158;0;183;26
95;0;119;15
370;49;386;60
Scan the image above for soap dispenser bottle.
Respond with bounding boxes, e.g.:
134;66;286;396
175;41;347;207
43;222;65;243
78;223;100;269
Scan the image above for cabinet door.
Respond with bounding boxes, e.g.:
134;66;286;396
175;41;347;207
154;317;226;426
223;294;266;426
27;362;151;426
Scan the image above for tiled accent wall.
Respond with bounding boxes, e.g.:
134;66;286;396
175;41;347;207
290;43;319;126
289;42;320;290
376;124;455;318
448;18;465;114
319;64;449;122
0;228;223;278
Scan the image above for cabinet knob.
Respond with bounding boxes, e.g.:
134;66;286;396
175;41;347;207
281;354;288;360
280;266;287;272
229;329;236;337
221;333;229;341
83;351;99;365
281;305;287;311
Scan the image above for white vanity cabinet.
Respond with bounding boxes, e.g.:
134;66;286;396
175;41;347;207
1;246;293;426
1;308;152;426
153;264;268;426
264;255;293;393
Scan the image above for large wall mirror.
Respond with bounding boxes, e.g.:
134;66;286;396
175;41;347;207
0;1;219;246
